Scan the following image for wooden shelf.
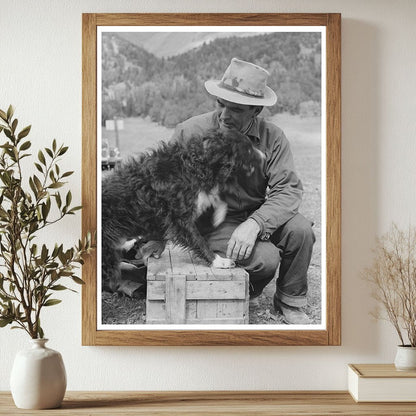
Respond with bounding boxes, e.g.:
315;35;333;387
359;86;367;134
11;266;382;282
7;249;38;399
2;391;416;415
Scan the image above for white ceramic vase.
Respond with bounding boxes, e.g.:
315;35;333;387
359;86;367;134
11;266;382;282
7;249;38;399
394;345;416;371
10;338;67;409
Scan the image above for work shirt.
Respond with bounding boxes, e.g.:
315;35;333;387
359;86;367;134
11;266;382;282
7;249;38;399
172;111;303;240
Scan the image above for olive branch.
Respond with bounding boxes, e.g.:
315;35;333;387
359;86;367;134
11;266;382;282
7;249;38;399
0;105;94;338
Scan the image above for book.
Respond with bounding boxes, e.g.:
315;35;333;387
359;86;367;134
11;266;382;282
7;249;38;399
348;364;416;402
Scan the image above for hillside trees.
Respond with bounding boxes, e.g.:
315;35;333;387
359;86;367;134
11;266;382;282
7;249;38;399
101;32;321;127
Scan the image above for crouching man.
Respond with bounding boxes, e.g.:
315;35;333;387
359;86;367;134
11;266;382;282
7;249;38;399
171;58;315;324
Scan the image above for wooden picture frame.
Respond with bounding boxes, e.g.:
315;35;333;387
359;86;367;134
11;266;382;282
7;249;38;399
82;13;341;346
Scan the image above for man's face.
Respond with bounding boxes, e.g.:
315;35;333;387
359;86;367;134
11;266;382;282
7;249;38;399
215;98;260;133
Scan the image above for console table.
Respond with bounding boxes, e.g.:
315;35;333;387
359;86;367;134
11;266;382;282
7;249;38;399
1;391;416;415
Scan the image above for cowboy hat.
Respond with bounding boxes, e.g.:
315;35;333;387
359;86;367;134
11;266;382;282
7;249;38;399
204;58;277;107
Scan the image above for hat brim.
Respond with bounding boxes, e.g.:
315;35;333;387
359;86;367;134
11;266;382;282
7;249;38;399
205;80;277;107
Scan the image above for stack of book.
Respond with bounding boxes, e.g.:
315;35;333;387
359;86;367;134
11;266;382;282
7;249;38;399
348;364;416;402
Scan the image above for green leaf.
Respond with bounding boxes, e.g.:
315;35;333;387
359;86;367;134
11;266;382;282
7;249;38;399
52;139;57;152
0;317;13;327
41;202;50;221
72;276;85;285
61;171;74;178
29;177;38;197
34;162;43;173
33;175;43;192
19;140;31;151
11;119;18;133
69;206;82;213
41;244;48;262
48;182;64;189
38;150;46;165
4;129;12;140
55;192;62;208
58;146;68;156
45;148;53;158
55;244;63;258
58;250;67;264
0;109;7;121
29;222;39;234
6;105;14;122
50;285;68;291
38;325;44;339
43;299;62;307
65;191;72;207
17;125;31;140
51;244;59;258
31;244;38;256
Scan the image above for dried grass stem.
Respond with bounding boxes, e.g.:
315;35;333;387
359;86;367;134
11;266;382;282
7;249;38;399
363;224;416;347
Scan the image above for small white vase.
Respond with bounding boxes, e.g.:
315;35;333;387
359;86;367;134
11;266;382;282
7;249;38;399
394;345;416;371
10;338;67;409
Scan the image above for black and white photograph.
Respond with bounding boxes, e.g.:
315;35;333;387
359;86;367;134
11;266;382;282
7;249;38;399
96;27;326;330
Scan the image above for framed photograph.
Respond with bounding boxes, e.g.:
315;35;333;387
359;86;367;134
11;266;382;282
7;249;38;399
82;13;341;346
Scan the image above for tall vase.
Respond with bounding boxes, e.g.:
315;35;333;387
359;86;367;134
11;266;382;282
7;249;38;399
10;339;67;409
394;345;416;371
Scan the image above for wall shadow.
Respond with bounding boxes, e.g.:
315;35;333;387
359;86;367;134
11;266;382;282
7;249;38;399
340;18;382;357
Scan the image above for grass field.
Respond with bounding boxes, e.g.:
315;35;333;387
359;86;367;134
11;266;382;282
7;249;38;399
101;114;322;325
102;116;173;158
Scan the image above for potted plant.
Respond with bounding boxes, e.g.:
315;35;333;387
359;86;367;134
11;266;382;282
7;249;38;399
0;105;94;408
363;223;416;370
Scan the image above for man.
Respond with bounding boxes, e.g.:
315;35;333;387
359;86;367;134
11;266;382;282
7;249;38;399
173;58;315;324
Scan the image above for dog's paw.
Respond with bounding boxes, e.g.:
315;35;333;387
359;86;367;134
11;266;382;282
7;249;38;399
211;254;235;269
140;240;166;264
121;238;136;252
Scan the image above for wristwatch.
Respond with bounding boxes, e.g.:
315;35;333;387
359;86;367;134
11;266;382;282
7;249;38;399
260;232;271;241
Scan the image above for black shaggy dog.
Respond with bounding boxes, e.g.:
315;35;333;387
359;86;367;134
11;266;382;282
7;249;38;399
101;129;263;293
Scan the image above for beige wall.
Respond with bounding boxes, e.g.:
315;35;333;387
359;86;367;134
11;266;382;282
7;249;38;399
1;0;416;390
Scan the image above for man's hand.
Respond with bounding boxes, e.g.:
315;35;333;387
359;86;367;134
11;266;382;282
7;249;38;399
226;219;260;261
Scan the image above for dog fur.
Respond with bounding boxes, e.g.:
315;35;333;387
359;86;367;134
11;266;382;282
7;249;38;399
101;129;262;292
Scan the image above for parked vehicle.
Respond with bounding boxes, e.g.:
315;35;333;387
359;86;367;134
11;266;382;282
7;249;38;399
102;139;122;170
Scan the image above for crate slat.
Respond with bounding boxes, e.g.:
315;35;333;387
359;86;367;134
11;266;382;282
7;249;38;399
147;281;246;300
196;300;218;319
165;274;186;324
146;244;249;324
187;281;246;300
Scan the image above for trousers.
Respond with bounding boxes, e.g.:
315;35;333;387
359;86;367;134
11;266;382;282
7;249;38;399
200;212;315;308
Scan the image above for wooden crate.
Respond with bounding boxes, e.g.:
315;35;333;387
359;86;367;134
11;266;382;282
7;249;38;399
146;244;249;324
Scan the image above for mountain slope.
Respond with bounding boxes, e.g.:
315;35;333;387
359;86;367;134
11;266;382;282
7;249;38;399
117;32;260;58
101;31;322;126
